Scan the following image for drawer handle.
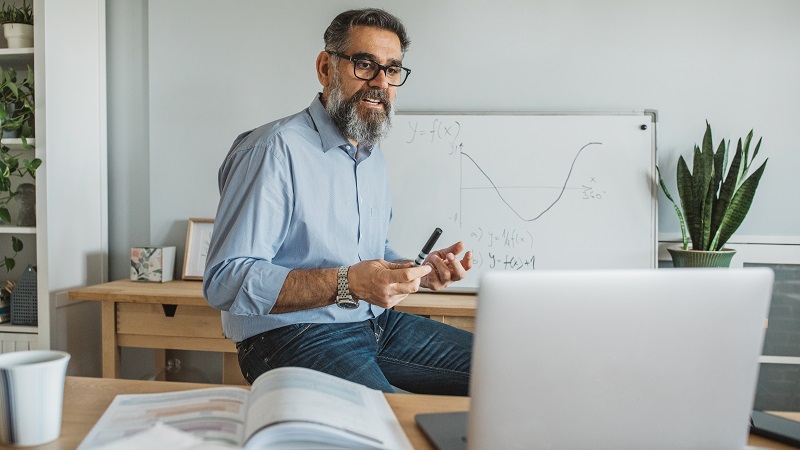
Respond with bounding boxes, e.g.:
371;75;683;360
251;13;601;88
161;304;177;317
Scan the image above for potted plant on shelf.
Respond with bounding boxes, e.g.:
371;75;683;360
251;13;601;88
0;64;37;272
0;0;33;49
657;122;768;267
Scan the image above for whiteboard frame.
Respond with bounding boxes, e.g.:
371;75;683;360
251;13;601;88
389;109;659;293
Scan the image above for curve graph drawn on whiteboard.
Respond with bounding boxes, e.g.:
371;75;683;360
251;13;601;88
386;114;658;282
458;142;602;226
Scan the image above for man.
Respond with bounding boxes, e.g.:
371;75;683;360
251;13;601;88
204;8;473;395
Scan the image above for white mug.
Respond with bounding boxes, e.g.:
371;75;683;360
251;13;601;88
0;350;70;447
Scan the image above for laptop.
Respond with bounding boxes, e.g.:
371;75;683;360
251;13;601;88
417;268;773;449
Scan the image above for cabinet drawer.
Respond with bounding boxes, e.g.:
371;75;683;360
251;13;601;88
116;303;225;339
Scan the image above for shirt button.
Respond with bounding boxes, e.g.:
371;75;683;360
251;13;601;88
345;145;351;150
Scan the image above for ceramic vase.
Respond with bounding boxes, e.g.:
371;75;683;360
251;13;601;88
667;246;736;268
15;182;35;226
2;23;33;48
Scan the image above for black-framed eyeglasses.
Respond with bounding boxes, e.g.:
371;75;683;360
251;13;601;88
327;51;411;87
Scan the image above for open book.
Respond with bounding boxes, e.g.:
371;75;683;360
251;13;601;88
79;367;413;449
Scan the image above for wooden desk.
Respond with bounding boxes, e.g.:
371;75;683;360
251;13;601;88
67;280;477;384
394;291;477;332
0;376;791;450
0;376;469;450
68;280;245;384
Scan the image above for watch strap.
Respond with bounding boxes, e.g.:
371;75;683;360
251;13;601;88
336;266;359;309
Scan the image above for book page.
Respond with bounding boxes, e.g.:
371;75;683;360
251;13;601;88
244;367;412;449
78;387;249;449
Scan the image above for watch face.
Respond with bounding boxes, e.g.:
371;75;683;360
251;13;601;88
336;297;359;309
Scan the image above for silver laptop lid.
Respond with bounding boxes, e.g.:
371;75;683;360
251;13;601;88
469;268;773;450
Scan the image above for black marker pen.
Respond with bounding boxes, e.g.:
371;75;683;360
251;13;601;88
414;228;443;266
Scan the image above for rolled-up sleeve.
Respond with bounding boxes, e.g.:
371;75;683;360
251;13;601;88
203;133;293;316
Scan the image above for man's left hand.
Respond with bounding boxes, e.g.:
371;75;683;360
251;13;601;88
420;241;473;291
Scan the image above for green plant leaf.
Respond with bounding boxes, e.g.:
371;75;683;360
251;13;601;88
700;170;715;250
707;139;728;246
11;236;22;252
752;136;762;161
698;124;717;249
657;166;689;249
714;137;746;235
676;155;700;248
0;207;9;224
23;158;40;177
3;257;14;272
711;160;768;250
742;130;753;171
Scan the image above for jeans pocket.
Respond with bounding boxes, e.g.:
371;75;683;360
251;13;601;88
239;324;311;368
237;338;257;361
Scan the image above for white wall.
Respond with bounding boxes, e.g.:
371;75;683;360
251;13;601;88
107;0;800;378
141;0;798;265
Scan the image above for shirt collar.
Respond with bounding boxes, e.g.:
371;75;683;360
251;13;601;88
308;94;350;153
308;94;374;157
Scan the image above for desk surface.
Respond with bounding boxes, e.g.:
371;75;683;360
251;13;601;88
0;376;793;450
0;376;467;450
67;279;478;316
67;280;210;306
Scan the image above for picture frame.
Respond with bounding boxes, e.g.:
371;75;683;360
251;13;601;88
182;218;214;280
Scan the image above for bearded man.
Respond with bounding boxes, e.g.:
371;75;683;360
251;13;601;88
203;8;473;395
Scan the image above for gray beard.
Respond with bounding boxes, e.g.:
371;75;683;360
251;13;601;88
325;71;394;146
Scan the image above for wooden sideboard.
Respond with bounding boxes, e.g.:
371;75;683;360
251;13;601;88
67;280;476;384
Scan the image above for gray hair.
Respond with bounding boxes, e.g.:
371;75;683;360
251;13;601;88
324;8;410;54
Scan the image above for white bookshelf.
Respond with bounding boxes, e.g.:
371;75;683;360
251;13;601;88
0;3;47;353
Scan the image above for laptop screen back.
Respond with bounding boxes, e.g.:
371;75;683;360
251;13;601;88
468;268;773;449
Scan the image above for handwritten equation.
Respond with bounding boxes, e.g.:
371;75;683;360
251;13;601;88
472;251;535;270
466;227;536;271
405;119;461;146
469;227;533;249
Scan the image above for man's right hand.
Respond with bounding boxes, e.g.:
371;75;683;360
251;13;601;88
348;260;432;309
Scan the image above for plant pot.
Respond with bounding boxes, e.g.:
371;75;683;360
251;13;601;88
3;23;33;49
15;182;35;226
667;246;736;268
1;102;20;138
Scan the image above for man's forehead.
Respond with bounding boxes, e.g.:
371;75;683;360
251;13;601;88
347;26;403;59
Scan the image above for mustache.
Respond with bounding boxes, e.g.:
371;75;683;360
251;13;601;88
350;88;391;109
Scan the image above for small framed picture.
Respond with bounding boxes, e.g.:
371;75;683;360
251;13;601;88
182;218;214;280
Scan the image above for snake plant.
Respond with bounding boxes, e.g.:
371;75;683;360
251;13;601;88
657;122;767;251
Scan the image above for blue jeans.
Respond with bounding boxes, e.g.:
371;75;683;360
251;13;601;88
236;309;472;395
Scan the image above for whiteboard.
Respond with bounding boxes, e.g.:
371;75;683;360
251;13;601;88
382;112;657;291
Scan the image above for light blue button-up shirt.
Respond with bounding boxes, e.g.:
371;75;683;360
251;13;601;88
203;95;405;342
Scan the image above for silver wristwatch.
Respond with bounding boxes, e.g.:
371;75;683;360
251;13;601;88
335;266;359;309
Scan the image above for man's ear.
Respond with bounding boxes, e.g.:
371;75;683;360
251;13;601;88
316;51;332;89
